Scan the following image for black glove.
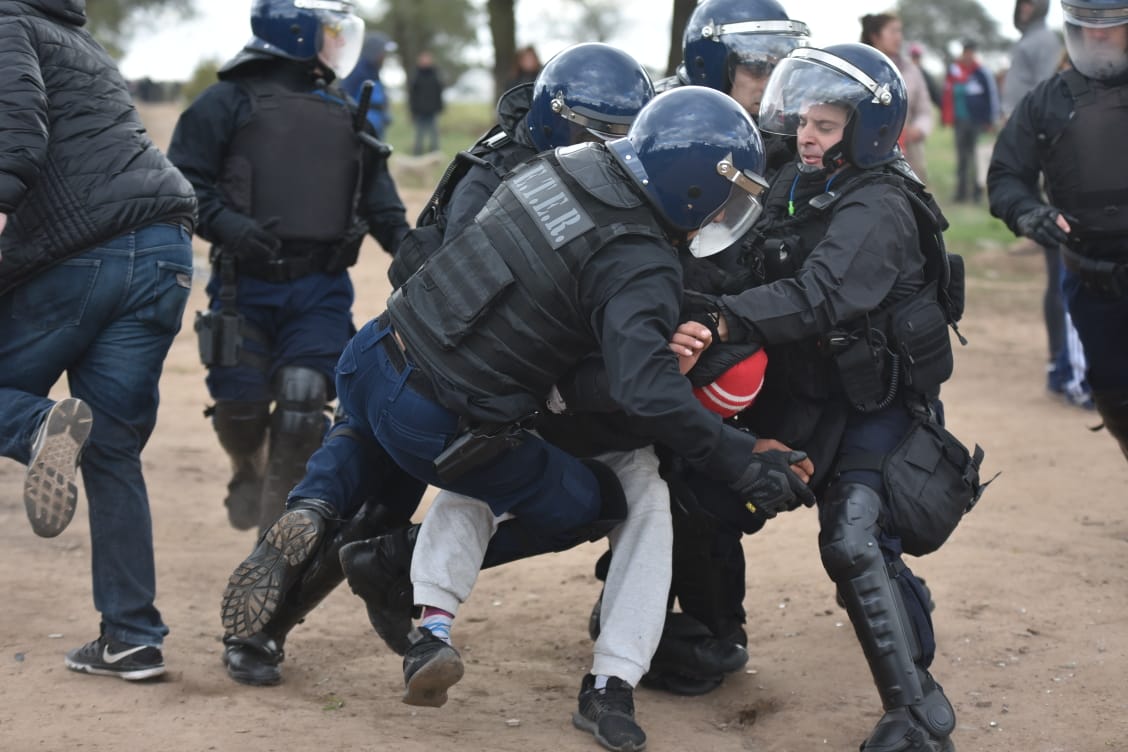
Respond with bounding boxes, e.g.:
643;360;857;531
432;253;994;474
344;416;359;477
730;450;816;519
1015;206;1069;249
229;217;281;261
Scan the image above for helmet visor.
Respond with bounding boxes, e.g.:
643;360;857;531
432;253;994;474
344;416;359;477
720;23;811;81
552;97;635;143
1063;19;1128;79
1063;2;1128;28
758;51;877;136
688;156;767;258
317;11;365;79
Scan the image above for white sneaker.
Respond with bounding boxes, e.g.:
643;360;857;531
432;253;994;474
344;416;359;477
24;398;92;537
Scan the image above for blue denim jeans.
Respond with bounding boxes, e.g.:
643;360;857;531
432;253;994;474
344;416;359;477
329;317;604;534
0;223;193;646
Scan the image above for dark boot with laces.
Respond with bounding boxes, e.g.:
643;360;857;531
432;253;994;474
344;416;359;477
572;674;646;752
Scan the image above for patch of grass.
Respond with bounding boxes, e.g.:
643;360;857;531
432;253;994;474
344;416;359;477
383;100;495;165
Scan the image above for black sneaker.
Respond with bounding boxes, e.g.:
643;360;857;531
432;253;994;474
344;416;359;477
572;674;647;752
339;525;419;655
402;627;463;707
222;633;284;686
24;398;92;538
64;634;165;681
221;508;325;638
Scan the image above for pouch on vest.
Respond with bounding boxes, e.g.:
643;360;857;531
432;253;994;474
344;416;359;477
883;415;986;556
388;223;443;289
831;328;894;413
887;281;954;394
400;224;515;349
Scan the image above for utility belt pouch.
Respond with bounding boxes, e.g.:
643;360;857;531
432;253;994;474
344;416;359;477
433;424;528;484
194;309;244;368
888;282;953;393
1062;245;1128;299
883;413;986;556
831;328;893;413
324;238;362;275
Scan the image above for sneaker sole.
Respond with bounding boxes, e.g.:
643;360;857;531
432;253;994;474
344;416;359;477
402;650;464;708
64;658;166;681
220;512;322;638
571;712;647;752
25;398;92;538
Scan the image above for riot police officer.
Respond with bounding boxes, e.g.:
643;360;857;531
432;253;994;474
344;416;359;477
220;86;813;745
167;0;409;535
988;0;1128;461
697;44;987;751
217;43;663;691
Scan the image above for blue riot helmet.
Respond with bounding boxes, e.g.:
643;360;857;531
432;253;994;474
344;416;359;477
249;0;365;79
681;0;810;99
527;43;655;151
1061;0;1128;80
758;43;907;168
607;87;769;258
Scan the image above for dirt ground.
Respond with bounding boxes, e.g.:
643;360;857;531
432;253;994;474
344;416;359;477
1;105;1125;752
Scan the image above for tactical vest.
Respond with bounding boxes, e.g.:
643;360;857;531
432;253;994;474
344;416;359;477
387;128;537;289
219;78;363;245
388;144;668;424
744;163;959;411
1040;70;1128;252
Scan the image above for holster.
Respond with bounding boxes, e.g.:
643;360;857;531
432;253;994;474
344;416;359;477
433;424;529;484
195;309;245;368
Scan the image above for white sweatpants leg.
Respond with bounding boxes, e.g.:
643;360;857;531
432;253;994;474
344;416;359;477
590;447;672;687
408;446;672;688
411;490;503;616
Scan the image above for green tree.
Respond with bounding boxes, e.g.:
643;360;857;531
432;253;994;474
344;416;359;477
362;0;480;95
897;0;1009;60
85;0;195;59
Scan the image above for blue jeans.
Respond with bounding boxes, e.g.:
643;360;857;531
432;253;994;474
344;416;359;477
412;114;439;156
0;223;193;646
329;317;604;534
204;271;354;402
1063;268;1128;391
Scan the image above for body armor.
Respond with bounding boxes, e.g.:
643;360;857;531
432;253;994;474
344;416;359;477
388;145;667;424
220;78;363;246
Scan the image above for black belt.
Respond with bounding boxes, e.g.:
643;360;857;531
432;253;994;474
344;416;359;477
1062;245;1128;298
378;319;439;402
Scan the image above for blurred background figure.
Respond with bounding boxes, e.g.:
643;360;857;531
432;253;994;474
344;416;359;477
860;11;934;182
910;43;943;109
506;44;541;89
997;1;1086;408
408;50;445;155
342;31;396;140
942;40;999;203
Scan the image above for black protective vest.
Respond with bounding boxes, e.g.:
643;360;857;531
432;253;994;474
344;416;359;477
388;145;667;424
1042;70;1128;249
219;79;362;244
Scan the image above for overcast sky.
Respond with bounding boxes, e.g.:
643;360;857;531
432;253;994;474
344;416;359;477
119;0;1064;84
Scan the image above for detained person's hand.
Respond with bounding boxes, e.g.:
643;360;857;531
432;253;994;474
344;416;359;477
669;321;712;374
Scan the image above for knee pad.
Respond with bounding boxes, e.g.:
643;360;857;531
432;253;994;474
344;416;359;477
271;366;330;441
577;458;627;542
212;400;270;457
818;482;884;580
1092;388;1128;461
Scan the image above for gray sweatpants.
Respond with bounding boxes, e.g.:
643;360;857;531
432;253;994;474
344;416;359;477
411;446;672;686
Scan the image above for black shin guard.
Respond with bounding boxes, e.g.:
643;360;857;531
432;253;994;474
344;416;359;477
819;483;955;747
258;367;329;533
212;400;270;529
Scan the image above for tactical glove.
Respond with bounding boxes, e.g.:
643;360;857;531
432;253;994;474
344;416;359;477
730;450;816;519
1015;206;1069;249
229;218;281;262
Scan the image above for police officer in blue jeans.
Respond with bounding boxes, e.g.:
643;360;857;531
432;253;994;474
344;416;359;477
989;0;1128;462
0;0;196;680
167;0;409;535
